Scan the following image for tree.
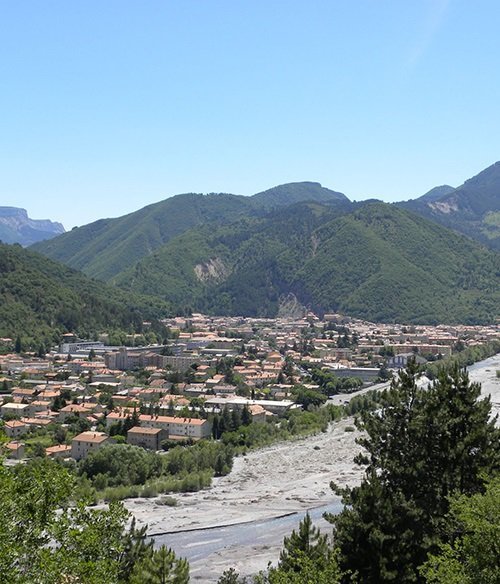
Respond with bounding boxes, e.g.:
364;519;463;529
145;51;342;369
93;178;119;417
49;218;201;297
0;458;132;583
14;336;22;354
241;404;252;426
217;567;246;583
293;386;327;409
118;517;154;583
254;514;341;583
329;361;500;583
278;512;329;573
130;545;189;583
420;476;500;584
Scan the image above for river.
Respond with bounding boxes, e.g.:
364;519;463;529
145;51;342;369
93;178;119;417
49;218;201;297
150;352;500;581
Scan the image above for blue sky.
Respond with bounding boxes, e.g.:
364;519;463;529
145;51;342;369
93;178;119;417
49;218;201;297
1;0;499;228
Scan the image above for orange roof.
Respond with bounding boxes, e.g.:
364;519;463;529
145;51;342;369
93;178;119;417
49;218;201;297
46;444;72;454
128;426;163;435
139;414;206;426
4;420;27;428
72;431;109;444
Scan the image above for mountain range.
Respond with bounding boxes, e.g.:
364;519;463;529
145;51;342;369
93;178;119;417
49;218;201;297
400;161;500;250
13;161;500;328
0;207;65;246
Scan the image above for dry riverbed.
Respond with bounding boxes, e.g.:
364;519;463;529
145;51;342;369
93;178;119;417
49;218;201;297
123;355;500;580
126;416;365;536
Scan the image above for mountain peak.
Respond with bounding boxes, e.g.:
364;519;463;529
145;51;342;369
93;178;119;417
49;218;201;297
251;182;349;209
416;185;455;203
0;207;65;246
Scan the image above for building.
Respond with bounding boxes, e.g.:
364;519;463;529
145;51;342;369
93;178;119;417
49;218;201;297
71;431;111;461
59;340;105;354
46;444;72;459
1;402;31;419
127;426;168;450
3;420;29;438
4;441;25;460
139;414;212;439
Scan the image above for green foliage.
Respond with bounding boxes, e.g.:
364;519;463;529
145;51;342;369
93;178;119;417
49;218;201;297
33;192;255;280
0;242;171;346
112;201;500;324
329;361;500;583
420;476;500;584
251;181;348;209
80;443;163;487
425;340;500;378
78;440;234;500
0;457;131;583
401;160;500;250
221;406;342;451
292;385;328;408
129;544;189;584
278;512;329;573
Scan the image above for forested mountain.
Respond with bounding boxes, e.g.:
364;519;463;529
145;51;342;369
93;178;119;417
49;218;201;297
0;207;64;246
414;185;455;203
31;182;351;281
401;161;500;249
114;201;500;324
28;169;500;325
0;243;170;346
251;181;348;209
31;193;253;281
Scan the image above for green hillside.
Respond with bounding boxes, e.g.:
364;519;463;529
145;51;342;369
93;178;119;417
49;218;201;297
31;193;253;280
31;183;351;281
114;202;500;324
251;181;348;209
0;243;171;347
401;161;500;250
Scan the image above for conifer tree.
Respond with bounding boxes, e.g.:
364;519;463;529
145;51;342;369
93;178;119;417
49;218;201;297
130;545;189;584
330;360;500;582
279;512;329;573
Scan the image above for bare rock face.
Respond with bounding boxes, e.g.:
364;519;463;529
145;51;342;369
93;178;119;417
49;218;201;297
194;257;230;283
0;207;65;246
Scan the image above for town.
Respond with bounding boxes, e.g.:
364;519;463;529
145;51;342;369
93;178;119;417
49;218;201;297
1;311;498;464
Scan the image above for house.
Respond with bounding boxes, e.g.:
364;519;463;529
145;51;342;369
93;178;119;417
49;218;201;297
139;414;212;439
11;387;38;402
4;420;29;438
1;402;31;419
46;444;72;459
127;426;168;450
57;404;92;423
4;441;25;460
388;353;427;369
71;431;111;461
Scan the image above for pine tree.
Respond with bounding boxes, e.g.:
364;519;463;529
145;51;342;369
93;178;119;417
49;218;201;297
241;404;252;426
130;545;189;584
330;361;500;583
279;512;329;573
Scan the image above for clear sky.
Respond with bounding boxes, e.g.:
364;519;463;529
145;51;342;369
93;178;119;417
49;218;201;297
1;0;499;229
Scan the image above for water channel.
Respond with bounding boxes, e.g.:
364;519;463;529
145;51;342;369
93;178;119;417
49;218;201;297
152;352;500;581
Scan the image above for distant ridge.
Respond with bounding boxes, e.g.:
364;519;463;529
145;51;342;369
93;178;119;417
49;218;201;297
414;185;455;203
0;207;65;246
113;200;500;324
400;161;500;249
251;181;349;209
32;182;351;280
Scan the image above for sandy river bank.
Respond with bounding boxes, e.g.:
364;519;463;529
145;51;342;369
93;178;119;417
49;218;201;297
123;354;500;581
